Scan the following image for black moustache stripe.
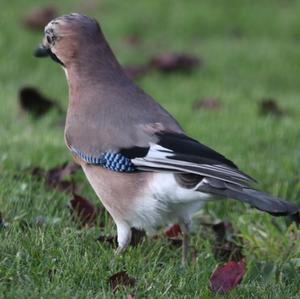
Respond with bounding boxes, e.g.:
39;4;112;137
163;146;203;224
49;50;65;67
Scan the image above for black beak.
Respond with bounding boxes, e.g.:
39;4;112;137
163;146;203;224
34;44;65;66
34;44;50;58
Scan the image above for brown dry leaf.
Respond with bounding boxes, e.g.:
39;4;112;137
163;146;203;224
209;260;246;294
192;97;221;110
124;65;149;80
46;161;80;182
108;271;136;293
259;98;285;117
30;161;80;194
19;87;63;118
127;294;135;299
45;162;80;193
150;53;200;72
23;6;58;30
70;194;103;228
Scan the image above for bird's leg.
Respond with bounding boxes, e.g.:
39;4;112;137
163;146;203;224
115;222;132;255
180;221;191;266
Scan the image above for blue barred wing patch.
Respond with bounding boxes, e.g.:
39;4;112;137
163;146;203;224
72;148;135;172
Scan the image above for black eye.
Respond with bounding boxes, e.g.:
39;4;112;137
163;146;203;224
46;35;52;44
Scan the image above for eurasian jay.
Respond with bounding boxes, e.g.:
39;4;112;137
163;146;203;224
35;13;298;265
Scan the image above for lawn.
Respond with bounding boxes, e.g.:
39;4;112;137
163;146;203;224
1;0;300;298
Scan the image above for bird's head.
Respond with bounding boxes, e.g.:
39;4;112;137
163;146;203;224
34;13;102;67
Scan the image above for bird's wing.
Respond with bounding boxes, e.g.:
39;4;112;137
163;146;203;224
71;129;254;187
130;131;255;186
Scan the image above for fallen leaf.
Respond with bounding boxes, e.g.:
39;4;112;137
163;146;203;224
192;97;221;110
212;222;244;262
69;194;101;228
164;224;182;237
124;64;149;79
127;294;135;299
30;162;80;193
46;161;80;184
23;6;58;30
150;53;200;72
259;98;285;117
19;87;63;118
209;260;246;294
108;271;136;293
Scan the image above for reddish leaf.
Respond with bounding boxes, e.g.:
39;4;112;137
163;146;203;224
19;87;63;118
259;98;285;117
70;194;101;227
108;271;136;293
124;65;149;79
209;260;246;294
150;53;200;72
23;6;58;30
192;97;221;110
164;224;182;237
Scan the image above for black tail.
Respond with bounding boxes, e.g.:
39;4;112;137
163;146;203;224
199;179;299;216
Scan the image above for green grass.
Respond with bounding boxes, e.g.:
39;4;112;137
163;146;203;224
1;0;300;298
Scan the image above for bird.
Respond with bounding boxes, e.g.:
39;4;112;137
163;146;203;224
35;13;299;265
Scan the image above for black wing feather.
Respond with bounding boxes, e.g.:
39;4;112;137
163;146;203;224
120;131;255;185
156;132;238;169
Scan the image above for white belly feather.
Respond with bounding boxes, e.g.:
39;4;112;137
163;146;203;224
129;173;211;231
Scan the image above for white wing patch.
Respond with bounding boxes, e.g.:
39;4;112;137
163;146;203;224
132;143;251;186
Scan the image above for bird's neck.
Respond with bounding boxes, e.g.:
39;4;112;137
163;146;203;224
65;42;129;105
